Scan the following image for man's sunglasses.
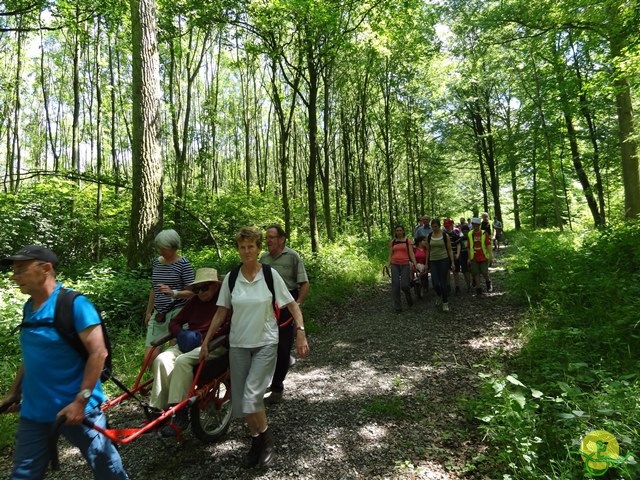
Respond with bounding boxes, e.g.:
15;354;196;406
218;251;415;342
192;283;213;294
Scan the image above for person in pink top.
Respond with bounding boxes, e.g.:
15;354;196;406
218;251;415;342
413;235;429;299
387;225;417;313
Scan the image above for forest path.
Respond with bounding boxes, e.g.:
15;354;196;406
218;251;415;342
2;250;519;480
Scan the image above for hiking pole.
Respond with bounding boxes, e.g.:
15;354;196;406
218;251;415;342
49;415;67;471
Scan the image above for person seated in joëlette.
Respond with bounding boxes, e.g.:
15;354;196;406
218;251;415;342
148;267;230;437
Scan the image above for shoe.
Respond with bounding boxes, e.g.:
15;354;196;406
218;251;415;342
142;406;169;429
258;429;275;469
243;435;261;468
289;355;296;367
476;288;483;297
264;390;283;405
144;406;163;421
442;303;449;312
435;298;441;307
160;409;189;437
487;282;493;293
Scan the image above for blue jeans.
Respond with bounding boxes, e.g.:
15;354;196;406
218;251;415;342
11;408;128;480
429;258;451;302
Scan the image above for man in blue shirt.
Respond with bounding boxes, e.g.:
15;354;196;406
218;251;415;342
413;215;432;241
0;245;128;480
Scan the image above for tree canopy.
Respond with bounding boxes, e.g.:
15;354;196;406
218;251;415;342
0;0;638;261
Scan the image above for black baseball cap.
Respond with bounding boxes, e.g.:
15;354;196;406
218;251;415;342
2;245;59;267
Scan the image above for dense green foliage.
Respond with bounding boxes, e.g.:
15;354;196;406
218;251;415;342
473;224;640;478
0;182;387;447
2;0;637;247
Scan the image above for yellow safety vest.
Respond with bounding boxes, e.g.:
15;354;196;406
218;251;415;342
468;230;492;261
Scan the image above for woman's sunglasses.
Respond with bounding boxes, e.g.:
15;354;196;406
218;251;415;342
192;283;213;294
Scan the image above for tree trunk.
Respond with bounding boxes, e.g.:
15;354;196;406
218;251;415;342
10;28;23;192
71;3;81;181
95;17;103;260
270;57;299;235
610;34;640;219
108;35;119;196
128;0;163;268
341;108;354;220
532;56;563;230
208;30;223;197
562;110;601;226
552;41;600;227
306;40;320;252
380;59;394;232
321;68;334;241
40;26;60;172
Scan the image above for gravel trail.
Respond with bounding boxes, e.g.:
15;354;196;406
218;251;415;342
1;256;518;479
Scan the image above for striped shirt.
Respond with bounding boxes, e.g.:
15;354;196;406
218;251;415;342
151;256;195;313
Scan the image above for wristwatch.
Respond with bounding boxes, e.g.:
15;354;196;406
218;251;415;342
77;388;92;403
296;325;305;333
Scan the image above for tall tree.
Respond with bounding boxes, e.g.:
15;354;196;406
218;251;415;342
128;0;163;267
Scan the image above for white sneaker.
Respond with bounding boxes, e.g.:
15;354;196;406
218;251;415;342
435;298;441;307
442;303;449;312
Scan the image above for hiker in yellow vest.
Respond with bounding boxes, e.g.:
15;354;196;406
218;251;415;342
468;218;493;296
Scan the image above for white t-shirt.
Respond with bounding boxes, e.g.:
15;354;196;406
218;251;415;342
217;267;294;348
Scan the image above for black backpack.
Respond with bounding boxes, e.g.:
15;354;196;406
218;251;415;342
227;264;280;322
18;288;113;382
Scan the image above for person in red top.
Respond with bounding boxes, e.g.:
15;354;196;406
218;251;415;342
468;217;493;296
413;235;429;298
149;267;229;436
387;224;417;312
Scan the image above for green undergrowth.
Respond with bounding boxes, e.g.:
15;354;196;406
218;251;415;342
472;224;640;479
0;234;387;450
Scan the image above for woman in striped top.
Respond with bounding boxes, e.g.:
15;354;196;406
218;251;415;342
143;229;195;367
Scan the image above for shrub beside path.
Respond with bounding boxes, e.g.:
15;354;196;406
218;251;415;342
0;258;519;479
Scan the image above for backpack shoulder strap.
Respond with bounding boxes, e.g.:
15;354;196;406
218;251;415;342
227;264;242;296
261;264;277;312
261;264;280;321
54;289;87;360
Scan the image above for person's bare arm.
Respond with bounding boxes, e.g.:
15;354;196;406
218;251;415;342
58;325;107;424
199;307;230;362
286;301;309;359
0;365;24;413
296;281;310;305
144;289;154;325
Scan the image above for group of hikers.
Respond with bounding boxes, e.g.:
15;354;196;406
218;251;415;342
0;224;310;478
0;214;507;478
387;213;503;313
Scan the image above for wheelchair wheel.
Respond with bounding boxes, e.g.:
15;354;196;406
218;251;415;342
191;377;232;443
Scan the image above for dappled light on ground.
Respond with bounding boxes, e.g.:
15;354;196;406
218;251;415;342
6;266;517;479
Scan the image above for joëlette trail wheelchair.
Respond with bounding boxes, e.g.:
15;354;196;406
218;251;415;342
91;331;233;445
